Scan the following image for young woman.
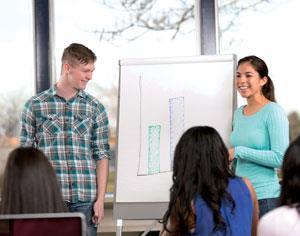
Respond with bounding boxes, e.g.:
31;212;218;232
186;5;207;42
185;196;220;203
161;126;258;236
0;147;67;214
229;55;289;217
257;136;300;235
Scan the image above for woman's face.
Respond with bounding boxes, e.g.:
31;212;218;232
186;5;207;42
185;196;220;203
235;62;267;99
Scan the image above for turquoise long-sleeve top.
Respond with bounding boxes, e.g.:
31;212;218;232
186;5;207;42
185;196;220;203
230;102;289;200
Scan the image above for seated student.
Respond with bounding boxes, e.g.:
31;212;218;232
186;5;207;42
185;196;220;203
257;136;300;235
161;126;259;236
0;147;67;214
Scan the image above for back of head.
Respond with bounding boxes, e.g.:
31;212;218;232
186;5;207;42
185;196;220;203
238;55;276;102
0;147;67;214
280;136;300;209
162;126;234;234
173;126;232;187
61;43;96;67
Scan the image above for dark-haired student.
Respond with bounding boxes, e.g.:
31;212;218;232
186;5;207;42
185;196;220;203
161;126;259;236
229;55;289;218
258;136;300;235
0;147;67;214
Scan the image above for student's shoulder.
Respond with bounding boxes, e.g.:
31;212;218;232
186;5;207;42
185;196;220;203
82;91;106;112
25;88;53;105
230;176;250;188
263;205;298;218
265;102;285;114
264;102;287;123
258;206;296;233
240;177;256;199
241;177;253;190
234;105;245;116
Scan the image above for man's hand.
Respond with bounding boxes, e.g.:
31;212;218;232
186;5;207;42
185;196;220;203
92;199;104;224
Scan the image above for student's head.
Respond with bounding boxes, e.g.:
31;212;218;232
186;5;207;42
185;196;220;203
0;147;67;214
173;126;232;185
236;55;276;102
162;126;234;234
280;136;300;210
60;43;97;90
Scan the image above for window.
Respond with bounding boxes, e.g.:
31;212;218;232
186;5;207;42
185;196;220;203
0;0;34;183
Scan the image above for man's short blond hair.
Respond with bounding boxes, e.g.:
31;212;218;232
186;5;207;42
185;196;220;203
61;43;96;66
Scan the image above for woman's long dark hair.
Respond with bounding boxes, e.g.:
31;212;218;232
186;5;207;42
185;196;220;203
162;126;235;235
0;147;68;214
279;135;300;213
238;55;276;102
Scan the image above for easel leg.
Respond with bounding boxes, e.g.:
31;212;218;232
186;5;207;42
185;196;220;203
116;219;123;236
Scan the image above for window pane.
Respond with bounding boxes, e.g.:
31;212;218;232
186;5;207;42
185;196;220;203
0;0;34;183
218;0;300;141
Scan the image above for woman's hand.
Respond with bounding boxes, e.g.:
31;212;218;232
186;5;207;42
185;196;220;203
228;148;235;162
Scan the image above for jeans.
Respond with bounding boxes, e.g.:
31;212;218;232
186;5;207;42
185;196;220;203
67;201;97;236
258;197;279;218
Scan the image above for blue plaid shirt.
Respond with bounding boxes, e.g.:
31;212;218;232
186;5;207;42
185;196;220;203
20;87;110;203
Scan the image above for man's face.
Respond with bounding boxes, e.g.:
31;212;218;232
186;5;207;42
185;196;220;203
66;62;95;91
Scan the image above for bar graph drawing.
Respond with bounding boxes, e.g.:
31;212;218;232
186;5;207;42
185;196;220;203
137;76;185;175
169;97;184;165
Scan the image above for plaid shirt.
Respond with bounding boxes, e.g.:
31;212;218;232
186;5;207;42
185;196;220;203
20;87;110;203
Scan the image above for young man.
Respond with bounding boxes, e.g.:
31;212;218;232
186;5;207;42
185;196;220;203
20;43;110;236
